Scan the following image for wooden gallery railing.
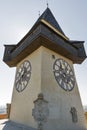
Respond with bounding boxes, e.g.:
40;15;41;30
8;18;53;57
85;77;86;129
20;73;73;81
0;103;11;119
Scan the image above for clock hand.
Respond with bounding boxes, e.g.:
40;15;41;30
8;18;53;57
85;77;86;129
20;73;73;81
60;62;63;70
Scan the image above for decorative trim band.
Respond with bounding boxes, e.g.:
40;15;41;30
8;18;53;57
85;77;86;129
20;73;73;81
41;19;69;41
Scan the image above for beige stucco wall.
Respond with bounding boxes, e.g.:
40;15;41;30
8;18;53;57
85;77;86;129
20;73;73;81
10;46;87;130
40;47;87;130
10;47;42;128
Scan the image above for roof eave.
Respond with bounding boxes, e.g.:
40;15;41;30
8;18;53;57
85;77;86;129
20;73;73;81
3;34;86;67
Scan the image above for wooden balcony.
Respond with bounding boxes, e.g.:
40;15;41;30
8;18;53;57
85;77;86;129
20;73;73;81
0;114;8;119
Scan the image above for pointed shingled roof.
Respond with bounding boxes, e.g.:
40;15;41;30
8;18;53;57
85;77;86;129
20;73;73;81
3;7;86;67
37;7;65;36
16;7;68;48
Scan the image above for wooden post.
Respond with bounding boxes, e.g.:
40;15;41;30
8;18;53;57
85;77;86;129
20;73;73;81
6;103;11;118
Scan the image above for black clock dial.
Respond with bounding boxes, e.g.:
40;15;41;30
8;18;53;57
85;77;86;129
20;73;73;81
15;60;31;92
53;59;75;91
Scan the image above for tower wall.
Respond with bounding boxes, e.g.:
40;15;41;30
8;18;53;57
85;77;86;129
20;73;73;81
40;47;86;130
10;46;87;130
10;47;42;128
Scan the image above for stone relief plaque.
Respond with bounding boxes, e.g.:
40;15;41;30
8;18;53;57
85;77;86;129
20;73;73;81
32;93;49;130
70;107;78;123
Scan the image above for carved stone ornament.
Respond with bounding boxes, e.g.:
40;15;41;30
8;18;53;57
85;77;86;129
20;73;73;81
70;107;78;123
32;93;49;130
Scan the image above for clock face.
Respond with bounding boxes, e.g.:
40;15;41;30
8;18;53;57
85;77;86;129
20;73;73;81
53;59;75;91
15;60;31;92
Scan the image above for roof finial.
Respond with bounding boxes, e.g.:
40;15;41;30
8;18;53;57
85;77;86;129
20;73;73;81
46;0;49;8
38;11;40;17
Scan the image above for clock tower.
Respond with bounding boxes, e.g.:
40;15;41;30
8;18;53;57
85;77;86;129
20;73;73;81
3;8;87;130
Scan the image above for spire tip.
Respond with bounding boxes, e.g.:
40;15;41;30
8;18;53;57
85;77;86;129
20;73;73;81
46;0;49;8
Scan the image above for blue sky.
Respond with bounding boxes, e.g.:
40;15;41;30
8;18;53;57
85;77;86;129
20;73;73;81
0;0;87;106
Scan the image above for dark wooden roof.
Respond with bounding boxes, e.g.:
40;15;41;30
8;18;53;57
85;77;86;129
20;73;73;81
36;7;65;36
3;8;86;67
